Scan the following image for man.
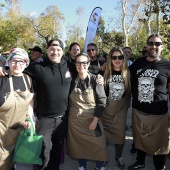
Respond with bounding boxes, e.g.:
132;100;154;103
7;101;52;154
87;43;105;75
128;34;170;170
123;47;134;66
27;39;75;170
29;46;43;62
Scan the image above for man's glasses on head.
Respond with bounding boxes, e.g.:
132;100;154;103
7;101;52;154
87;49;96;53
147;42;162;47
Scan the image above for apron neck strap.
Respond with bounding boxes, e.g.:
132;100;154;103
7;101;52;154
9;72;28;91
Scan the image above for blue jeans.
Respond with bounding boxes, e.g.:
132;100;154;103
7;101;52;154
78;159;105;169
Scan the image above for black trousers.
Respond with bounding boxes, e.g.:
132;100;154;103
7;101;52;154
36;114;67;170
136;149;166;170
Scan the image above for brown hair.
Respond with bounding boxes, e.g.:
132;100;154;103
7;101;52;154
104;46;131;93
75;53;90;62
147;34;164;44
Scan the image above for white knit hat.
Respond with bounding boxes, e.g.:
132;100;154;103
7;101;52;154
7;48;30;66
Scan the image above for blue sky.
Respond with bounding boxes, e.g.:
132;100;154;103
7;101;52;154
2;0;119;40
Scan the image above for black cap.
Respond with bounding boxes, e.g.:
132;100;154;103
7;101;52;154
29;46;42;53
47;39;63;49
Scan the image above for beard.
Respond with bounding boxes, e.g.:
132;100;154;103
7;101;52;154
147;50;159;58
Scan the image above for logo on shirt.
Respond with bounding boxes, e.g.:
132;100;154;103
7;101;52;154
108;75;125;100
138;69;159;103
65;71;71;78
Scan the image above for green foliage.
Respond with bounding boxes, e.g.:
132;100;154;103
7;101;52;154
162;48;170;60
0;0;65;52
0;3;6;7
144;0;170;25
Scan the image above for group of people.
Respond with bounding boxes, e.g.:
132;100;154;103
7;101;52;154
0;33;170;170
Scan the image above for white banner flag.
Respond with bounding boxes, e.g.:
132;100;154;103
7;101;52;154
84;7;102;53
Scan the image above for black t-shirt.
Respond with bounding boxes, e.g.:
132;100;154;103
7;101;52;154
88;59;104;75
130;57;170;115
0;74;34;106
105;70;125;99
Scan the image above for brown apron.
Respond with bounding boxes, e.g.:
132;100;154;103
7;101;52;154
101;96;128;144
67;75;108;161
0;74;32;170
132;108;170;155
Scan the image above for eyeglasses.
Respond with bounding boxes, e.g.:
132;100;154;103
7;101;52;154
147;42;162;46
10;60;26;65
75;61;89;66
87;49;95;52
111;55;124;60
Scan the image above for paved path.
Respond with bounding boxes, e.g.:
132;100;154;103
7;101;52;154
60;107;170;170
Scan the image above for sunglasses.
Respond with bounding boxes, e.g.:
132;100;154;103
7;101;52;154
147;42;162;46
111;55;124;60
75;61;89;66
87;49;95;52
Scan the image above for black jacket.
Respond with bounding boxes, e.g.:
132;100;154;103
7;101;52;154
25;57;76;117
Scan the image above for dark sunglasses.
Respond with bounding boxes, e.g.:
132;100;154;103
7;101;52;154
147;42;162;46
87;49;95;52
111;55;124;60
75;61;89;66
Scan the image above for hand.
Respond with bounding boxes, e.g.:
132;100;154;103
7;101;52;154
22;121;31;129
88;116;98;130
0;66;8;76
89;120;97;130
96;74;104;85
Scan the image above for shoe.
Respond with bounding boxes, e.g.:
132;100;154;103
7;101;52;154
115;157;125;169
128;161;145;170
78;166;86;170
155;165;166;170
130;147;136;155
95;167;106;170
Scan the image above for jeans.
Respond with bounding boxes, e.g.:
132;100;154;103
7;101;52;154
78;159;105;169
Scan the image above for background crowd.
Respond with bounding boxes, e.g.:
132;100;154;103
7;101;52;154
0;34;170;170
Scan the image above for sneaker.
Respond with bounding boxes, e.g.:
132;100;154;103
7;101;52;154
155;165;166;170
95;167;106;170
115;157;125;169
128;161;145;170
78;166;86;170
130;147;136;155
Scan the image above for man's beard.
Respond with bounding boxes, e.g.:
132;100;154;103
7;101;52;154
147;50;159;58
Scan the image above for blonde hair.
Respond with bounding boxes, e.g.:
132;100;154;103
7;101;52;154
104;46;131;94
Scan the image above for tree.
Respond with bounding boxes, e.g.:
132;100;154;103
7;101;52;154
121;0;144;46
145;0;170;25
27;5;64;45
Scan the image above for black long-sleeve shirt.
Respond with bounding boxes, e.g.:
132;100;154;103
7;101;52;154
25;57;76;117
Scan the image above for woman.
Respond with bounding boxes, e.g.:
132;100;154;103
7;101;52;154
68;42;81;62
0;48;34;170
67;53;108;170
101;46;131;169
